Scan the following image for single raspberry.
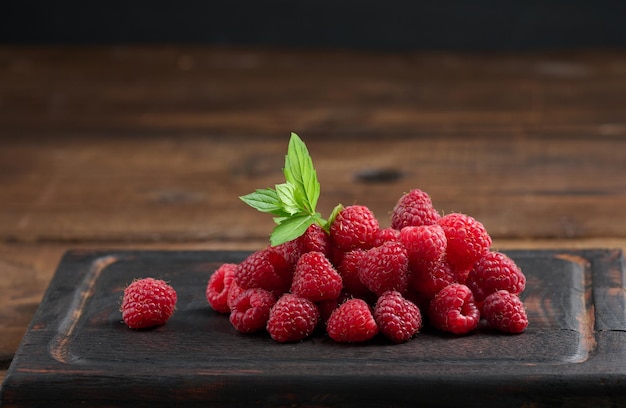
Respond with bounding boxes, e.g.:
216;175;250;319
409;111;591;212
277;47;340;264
453;264;472;285
411;259;457;300
391;189;440;230
235;248;291;295
121;278;177;329
291;251;343;302
298;223;331;257
206;263;237;313
438;213;492;271
229;288;277;334
481;290;528;333
466;251;526;302
373;227;401;247
401;224;447;271
226;279;245;310
336;249;371;297
428;283;480;335
374;291;422;343
330;205;380;251
266;294;320;342
271;238;303;272
358;241;409;296
326;298;379;343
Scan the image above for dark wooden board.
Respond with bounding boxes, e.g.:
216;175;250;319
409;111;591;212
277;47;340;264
2;249;626;407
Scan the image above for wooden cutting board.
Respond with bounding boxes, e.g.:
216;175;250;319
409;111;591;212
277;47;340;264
2;249;626;407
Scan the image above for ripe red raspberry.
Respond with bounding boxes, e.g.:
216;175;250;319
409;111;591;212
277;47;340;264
291;251;343;302
226;279;245;310
235;248;291;295
391;189;440;230
373;227;401;247
206;263;237;313
374;291;422;343
336;249;371;297
271;238;303;272
411;259;457;299
481;290;528;333
326;298;379;343
466;251;526;302
453;264;472;285
400;224;447;271
358;241;409;296
229;288;277;333
121;278;177;329
438;213;492;270
330;205;380;251
298;223;331;257
266;293;320;342
428;283;480;335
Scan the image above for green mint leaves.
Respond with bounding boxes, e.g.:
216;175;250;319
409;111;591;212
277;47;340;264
240;132;337;246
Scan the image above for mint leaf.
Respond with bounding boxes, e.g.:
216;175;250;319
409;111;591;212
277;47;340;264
275;182;301;215
240;188;286;215
284;132;320;214
241;132;331;246
270;214;317;246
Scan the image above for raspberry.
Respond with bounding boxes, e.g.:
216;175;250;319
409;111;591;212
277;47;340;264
271;239;303;272
121;278;177;329
229;288;277;334
466;251;526;303
291;251;343;302
226;279;245;310
481;290;528;333
400;224;447;271
358;241;409;296
298;223;331;257
391;189;440;230
266;293;320;342
336;249;371;297
326;298;379;343
411;259;457;300
428;283;480;335
374;291;422;343
453;264;472;285
330;205;380;251
206;263;237;313
373;227;401;247
438;213;492;270
235;248;291;295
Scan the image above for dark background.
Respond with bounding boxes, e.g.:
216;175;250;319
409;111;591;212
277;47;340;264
2;1;626;50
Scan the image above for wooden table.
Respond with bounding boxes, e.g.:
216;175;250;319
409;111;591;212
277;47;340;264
2;46;626;388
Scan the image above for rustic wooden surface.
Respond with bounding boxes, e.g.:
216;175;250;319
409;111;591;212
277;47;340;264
2;46;626;387
3;249;625;407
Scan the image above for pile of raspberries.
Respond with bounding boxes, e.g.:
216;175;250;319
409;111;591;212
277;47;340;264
205;189;528;344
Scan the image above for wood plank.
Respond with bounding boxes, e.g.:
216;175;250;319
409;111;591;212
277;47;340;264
2;249;625;407
2;48;626;133
1;134;625;242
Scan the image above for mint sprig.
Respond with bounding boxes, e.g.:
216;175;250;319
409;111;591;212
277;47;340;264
240;132;341;246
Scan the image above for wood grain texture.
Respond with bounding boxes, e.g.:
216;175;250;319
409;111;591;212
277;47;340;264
2;249;625;407
1;48;626;244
